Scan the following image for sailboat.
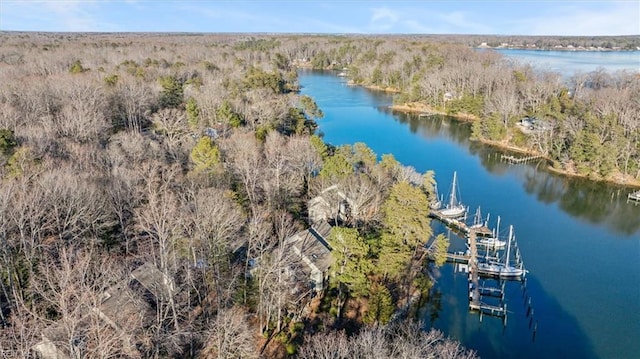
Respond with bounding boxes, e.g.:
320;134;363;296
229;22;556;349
439;171;467;219
476;215;507;249
477;225;526;279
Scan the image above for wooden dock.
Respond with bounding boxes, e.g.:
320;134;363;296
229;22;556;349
478;285;505;298
469;301;507;317
501;154;544;164
432;209;510;321
430;210;470;234
467;231;481;311
466;231;506;318
446;252;471;264
628;190;640;204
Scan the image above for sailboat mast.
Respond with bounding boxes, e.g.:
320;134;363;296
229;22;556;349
505;225;513;267
450;171;457;207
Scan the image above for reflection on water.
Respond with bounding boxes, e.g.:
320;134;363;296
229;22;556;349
300;70;640;359
391;111;640;236
422;227;598;359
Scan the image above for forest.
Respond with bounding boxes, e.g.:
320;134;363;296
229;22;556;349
0;33;471;358
297;35;639;185
2;31;637;358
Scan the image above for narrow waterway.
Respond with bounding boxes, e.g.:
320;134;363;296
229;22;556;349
299;70;640;359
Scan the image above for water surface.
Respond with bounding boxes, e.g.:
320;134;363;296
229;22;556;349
493;48;640;76
300;70;640;359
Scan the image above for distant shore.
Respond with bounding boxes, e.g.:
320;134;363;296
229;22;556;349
476;46;640;52
390;102;640;188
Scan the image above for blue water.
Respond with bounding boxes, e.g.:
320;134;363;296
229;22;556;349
299;70;640;359
492;49;640;76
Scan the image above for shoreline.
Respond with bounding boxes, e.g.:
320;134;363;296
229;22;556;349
349;81;401;93
476;46;640;52
390;103;640;189
389;102;478;122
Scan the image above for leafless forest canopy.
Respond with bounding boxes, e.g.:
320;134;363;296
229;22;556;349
0;32;488;358
1;31;638;357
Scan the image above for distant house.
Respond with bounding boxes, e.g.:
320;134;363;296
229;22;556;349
518;117;552;133
32;263;170;359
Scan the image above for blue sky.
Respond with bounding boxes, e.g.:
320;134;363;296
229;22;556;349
1;1;638;36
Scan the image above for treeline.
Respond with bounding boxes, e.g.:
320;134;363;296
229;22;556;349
0;33;468;358
283;35;640;184
436;34;640;50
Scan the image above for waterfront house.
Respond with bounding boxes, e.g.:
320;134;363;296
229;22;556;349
285;221;333;292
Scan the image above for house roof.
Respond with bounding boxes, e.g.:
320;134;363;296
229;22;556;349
131;262;174;300
287;226;333;275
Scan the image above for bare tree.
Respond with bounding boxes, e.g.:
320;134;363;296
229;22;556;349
221;131;264;212
201;308;259;359
23;246;135;359
134;163;183;333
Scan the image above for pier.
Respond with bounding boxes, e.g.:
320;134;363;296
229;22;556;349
467;231;508;319
500;154;544;164
430;206;524;324
628;190;640;204
446;251;471;263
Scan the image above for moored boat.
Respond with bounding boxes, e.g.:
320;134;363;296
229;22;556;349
477;225;526;279
440;171;467;218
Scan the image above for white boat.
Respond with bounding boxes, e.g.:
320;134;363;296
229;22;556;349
477;237;507;248
476;215;506;248
439;171;466;218
477;225;526;279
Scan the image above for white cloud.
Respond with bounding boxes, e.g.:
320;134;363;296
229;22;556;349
1;0;122;31
369;7;399;31
366;6;495;34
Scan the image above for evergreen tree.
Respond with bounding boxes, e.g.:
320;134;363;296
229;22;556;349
378;182;431;279
190;137;220;172
328;227;372;317
186;97;200;128
217;100;243;128
159;75;184;108
319;153;352;182
363;283;394;325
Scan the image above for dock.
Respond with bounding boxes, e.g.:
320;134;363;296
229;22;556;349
628;190;640;204
467;231;480;310
430;210;470;234
466;231;506;318
501;154;544;164
469;301;507;317
430;208;514;323
429;174;531;325
446;251;471;264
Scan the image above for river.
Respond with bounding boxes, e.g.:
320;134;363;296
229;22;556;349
299;67;640;359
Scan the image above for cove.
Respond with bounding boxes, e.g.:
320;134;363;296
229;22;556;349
299;70;640;359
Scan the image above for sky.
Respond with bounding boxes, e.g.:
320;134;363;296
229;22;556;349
0;0;639;36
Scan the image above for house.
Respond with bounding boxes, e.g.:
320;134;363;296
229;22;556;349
32;263;169;359
308;185;354;226
285;221;333;292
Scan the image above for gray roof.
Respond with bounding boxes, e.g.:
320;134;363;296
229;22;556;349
287;226;333;274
